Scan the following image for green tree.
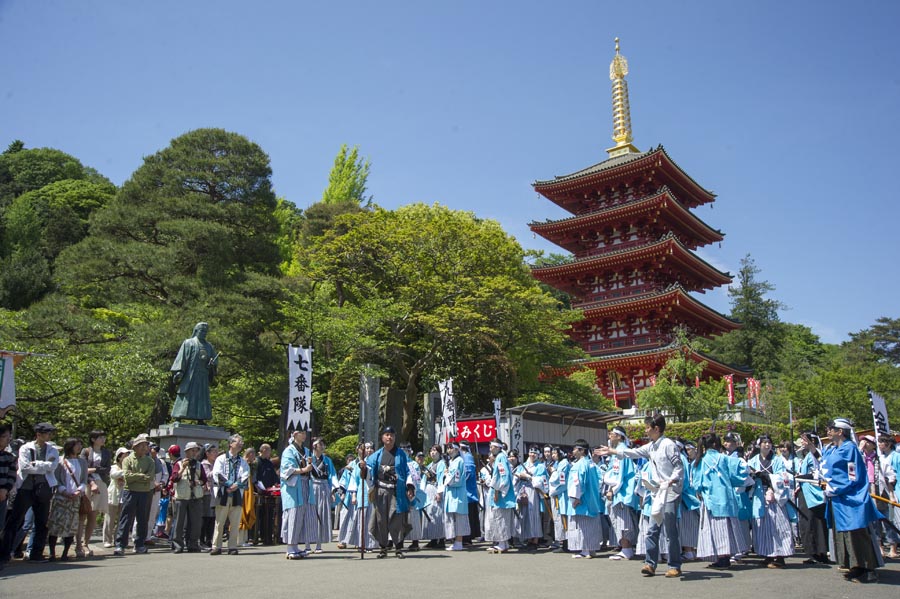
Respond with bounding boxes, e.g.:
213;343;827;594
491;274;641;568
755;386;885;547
320;144;371;206
0;179;115;308
14;130;289;438
0;146;106;210
517;368;616;411
527;250;574;309
4;140;25;154
57;128;281;305
294;203;582;440
848;317;900;366
705;254;786;374
636;330;729;422
0;247;52;310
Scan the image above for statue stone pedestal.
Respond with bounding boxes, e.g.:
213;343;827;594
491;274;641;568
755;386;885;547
150;422;230;451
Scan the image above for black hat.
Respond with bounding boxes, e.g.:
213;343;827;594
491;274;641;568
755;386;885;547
381;426;396;435
34;422;56;433
415;451;425;458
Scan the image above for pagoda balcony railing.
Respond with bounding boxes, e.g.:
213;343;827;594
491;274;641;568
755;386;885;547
575;236;653;258
576;283;661;305
587;335;666;354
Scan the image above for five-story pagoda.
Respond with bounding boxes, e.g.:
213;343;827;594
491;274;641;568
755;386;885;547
530;39;744;408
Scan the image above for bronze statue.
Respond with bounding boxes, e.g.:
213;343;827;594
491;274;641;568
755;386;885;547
170;322;218;423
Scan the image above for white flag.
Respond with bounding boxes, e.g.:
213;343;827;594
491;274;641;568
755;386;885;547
287;346;313;431
0;356;15;411
439;379;457;443
492;398;501;431
869;388;890;437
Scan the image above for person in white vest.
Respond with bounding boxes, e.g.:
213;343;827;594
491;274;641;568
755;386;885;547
211;434;249;555
169;441;207;553
0;422;59;564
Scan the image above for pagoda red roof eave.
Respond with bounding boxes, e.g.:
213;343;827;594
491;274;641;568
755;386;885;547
573;347;749;377
531;235;731;287
578;287;739;331
529;188;723;247
533;147;715;206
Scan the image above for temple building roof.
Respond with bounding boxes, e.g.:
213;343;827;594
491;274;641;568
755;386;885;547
533;145;715;212
531;232;732;294
576;284;740;331
529;186;723;251
543;342;750;379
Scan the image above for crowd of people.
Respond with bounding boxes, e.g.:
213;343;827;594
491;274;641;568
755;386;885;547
0;416;898;584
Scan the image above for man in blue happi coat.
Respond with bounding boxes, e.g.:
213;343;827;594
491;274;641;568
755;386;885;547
459;441;481;544
821;418;885;583
359;426;415;558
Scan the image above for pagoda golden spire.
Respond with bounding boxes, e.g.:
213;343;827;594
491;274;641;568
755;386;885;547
606;37;640;158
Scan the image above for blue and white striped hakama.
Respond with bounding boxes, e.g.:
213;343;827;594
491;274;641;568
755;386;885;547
697;506;749;560
679;508;700;548
339;503;378;548
444;512;471;539
567;515;602;552
518;487;543;539
407;508;424;541
281;507;308;545
550;497;566;542
610;503;639;545
487;507;513;543
421;482;445;540
308;479;333;544
752;502;794;557
482;494;495;541
338;502;353;542
298;500;319;544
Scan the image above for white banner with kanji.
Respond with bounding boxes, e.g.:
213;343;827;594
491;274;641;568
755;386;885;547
0;356;15;411
869;388;890;437
507;413;523;457
287;345;312;431
439;378;457;444
492;398;501;431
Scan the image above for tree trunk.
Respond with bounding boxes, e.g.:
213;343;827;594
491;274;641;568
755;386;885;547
401;376;419;442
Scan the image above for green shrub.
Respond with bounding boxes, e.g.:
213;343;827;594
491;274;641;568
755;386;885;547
326;433;359;466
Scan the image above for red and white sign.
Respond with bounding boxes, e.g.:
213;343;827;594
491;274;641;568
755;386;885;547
451;418;497;443
724;374;734;406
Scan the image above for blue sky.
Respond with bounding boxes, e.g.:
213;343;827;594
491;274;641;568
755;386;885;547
3;1;899;344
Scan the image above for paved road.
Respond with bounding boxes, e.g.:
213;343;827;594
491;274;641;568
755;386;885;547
1;542;898;599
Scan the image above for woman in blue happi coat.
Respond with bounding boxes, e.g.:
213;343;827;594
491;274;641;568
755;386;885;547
280;430;313;559
747;434;794;568
422;445;447;547
822;418;884;583
603;428;640;560
566;439;602;558
514;446;547;551
340;444;378;551
437;442;469;551
795;431;829;564
306;437;340;554
335;453;355;548
678;439;702;561
405;449;428;551
548;447;571;551
487;440;517;553
692;433;751;569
